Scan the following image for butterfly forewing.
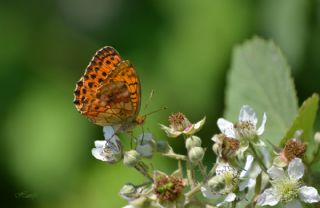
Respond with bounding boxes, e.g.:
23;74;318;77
74;46;122;113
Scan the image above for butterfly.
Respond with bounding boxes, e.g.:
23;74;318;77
73;46;145;132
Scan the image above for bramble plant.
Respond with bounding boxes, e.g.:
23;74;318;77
89;37;320;208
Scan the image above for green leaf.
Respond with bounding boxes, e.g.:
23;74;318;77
225;37;298;145
280;94;319;146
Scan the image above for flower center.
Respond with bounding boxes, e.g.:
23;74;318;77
283;139;306;162
154;175;184;202
169;112;192;131
234;121;256;139
274;177;301;203
211;166;239;194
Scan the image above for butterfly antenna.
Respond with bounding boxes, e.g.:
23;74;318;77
144;106;168;117
143;89;154;111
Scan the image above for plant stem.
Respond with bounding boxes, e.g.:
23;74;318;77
198;162;207;178
134;162;154;182
249;141;267;173
185;183;201;199
162;149;187;160
178;160;184;177
186;159;195;188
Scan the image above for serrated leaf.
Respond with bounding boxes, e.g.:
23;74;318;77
280;94;319;146
225;37;298;145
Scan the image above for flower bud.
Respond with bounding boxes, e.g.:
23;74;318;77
314;132;320;144
119;183;137;200
135;133;155;158
123;150;141;167
188;147;204;163
185;136;202;151
156;140;169;153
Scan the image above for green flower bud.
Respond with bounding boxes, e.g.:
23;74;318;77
185;136;202;151
123;150;141;167
188;147;204;163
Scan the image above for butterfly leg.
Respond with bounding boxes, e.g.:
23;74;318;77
105;132;116;142
139;125;145;145
127;130;135;149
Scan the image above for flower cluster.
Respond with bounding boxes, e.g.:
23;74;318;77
89;106;320;208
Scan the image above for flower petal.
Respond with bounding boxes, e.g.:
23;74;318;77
103;126;115;139
183;124;195;134
94;140;106;148
211;134;221;143
288;158;304;181
217;118;236;138
257;113;267;135
298;186;320;203
194;116;206;130
201;186;218;199
91;147;106;161
159;124;182;138
216;192;236;207
267;166;285;180
123;205;135;208
256;188;280;206
239;105;257;125
216;162;236;176
224;192;236;202
284;199;302;208
240;155;254;177
239;178;256;191
184;117;206;135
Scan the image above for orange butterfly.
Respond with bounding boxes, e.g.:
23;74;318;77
73;46;145;132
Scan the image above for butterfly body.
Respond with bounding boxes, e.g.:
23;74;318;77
73;47;144;132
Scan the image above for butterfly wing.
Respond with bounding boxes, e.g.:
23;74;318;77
85;60;141;127
74;46;122;118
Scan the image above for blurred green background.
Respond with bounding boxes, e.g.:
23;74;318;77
1;0;319;207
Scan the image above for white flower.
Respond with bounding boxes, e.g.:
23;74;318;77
135;133;155;158
257;158;320;207
217;105;266;140
160;112;205;138
91;126;122;163
201;163;239;206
